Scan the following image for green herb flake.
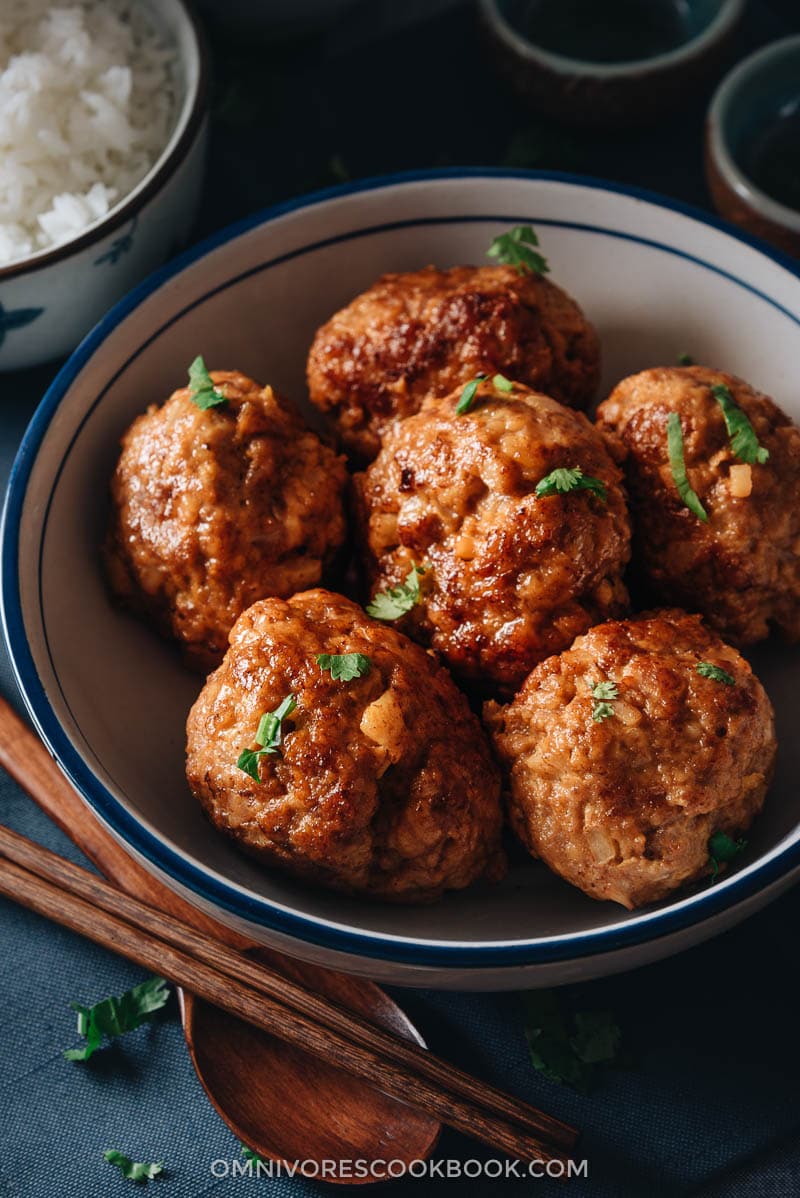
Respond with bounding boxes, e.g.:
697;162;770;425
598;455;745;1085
456;374;488;415
64;977;170;1062
696;661;736;686
104;1151;163;1183
523;991;622;1093
492;372;514;393
677;352;694;366
708;831;748;881
241;1144;268;1164
666;411;708;521
711;384;769;465
590;679;618;724
366;564;426;621
187;355;227;410
535;466;607;502
487;225;550;277
237;694;297;782
316;653;371;682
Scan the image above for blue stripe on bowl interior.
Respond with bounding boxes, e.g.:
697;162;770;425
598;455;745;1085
4;168;800;970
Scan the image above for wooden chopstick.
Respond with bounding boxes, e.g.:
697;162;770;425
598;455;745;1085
0;824;577;1164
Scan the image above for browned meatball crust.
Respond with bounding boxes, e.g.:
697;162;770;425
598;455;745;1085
354;380;631;693
597;365;800;644
486;611;776;909
307;264;601;462
106;371;348;670
185;590;505;901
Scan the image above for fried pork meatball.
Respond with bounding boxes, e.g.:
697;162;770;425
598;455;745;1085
106;371;348;670
307;264;601;462
354;379;631;693
486;611;775;909
185;590;505;901
597;365;800;644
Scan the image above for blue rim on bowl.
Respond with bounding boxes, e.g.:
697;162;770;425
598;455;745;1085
3;168;800;970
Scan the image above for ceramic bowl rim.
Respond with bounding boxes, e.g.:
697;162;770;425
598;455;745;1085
478;0;746;80
4;167;800;970
0;0;210;284
707;34;800;236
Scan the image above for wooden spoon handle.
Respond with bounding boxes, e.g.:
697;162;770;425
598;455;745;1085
0;695;252;949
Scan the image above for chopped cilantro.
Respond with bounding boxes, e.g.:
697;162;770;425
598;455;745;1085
237;694;297;782
666;411;708;521
487;225;549;276
677;352;694;366
104;1151;163;1182
456;374;488;415
492;372;514;392
366;564;426;621
187;355;227;410
535;466;607;502
696;661;735;686
711;384;769;465
708;831;748;881
522;991;622;1093
64;977;170;1062
590;679;619;723
316;653;371;682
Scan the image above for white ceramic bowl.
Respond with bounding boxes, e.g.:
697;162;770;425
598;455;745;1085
3;170;800;990
0;0;208;373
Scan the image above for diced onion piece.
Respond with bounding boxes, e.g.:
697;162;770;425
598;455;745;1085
729;463;752;498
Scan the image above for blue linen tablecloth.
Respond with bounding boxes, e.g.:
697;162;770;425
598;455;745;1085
2;4;800;1195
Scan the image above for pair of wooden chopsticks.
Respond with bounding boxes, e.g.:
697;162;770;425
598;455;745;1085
0;821;578;1165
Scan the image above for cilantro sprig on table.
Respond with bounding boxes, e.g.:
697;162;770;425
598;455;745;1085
711;384;769;465
487;225;549;277
63;976;170;1062
187;355;227;410
104;1151;164;1183
237;694;297;782
523;990;622;1093
366;565;426;621
535;466;607;502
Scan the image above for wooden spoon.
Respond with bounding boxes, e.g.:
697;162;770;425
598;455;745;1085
0;698;440;1182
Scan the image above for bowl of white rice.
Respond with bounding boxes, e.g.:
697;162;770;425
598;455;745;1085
0;0;208;371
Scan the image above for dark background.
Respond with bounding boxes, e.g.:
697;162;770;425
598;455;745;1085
2;3;800;1196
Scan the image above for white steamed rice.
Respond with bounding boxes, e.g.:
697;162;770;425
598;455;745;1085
0;1;176;266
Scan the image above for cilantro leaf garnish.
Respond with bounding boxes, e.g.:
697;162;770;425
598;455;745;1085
696;661;735;686
677;352;694;366
187;355;227;410
711;384;769;465
316;653;371;682
666;411;708;521
456;374;488;415
590;679;618;723
487;225;550;276
523;991;622;1094
535;466;607;502
708;831;748;881
64;977;170;1062
237;694;297;782
492;373;514;392
104;1151;163;1182
366;564;426;621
